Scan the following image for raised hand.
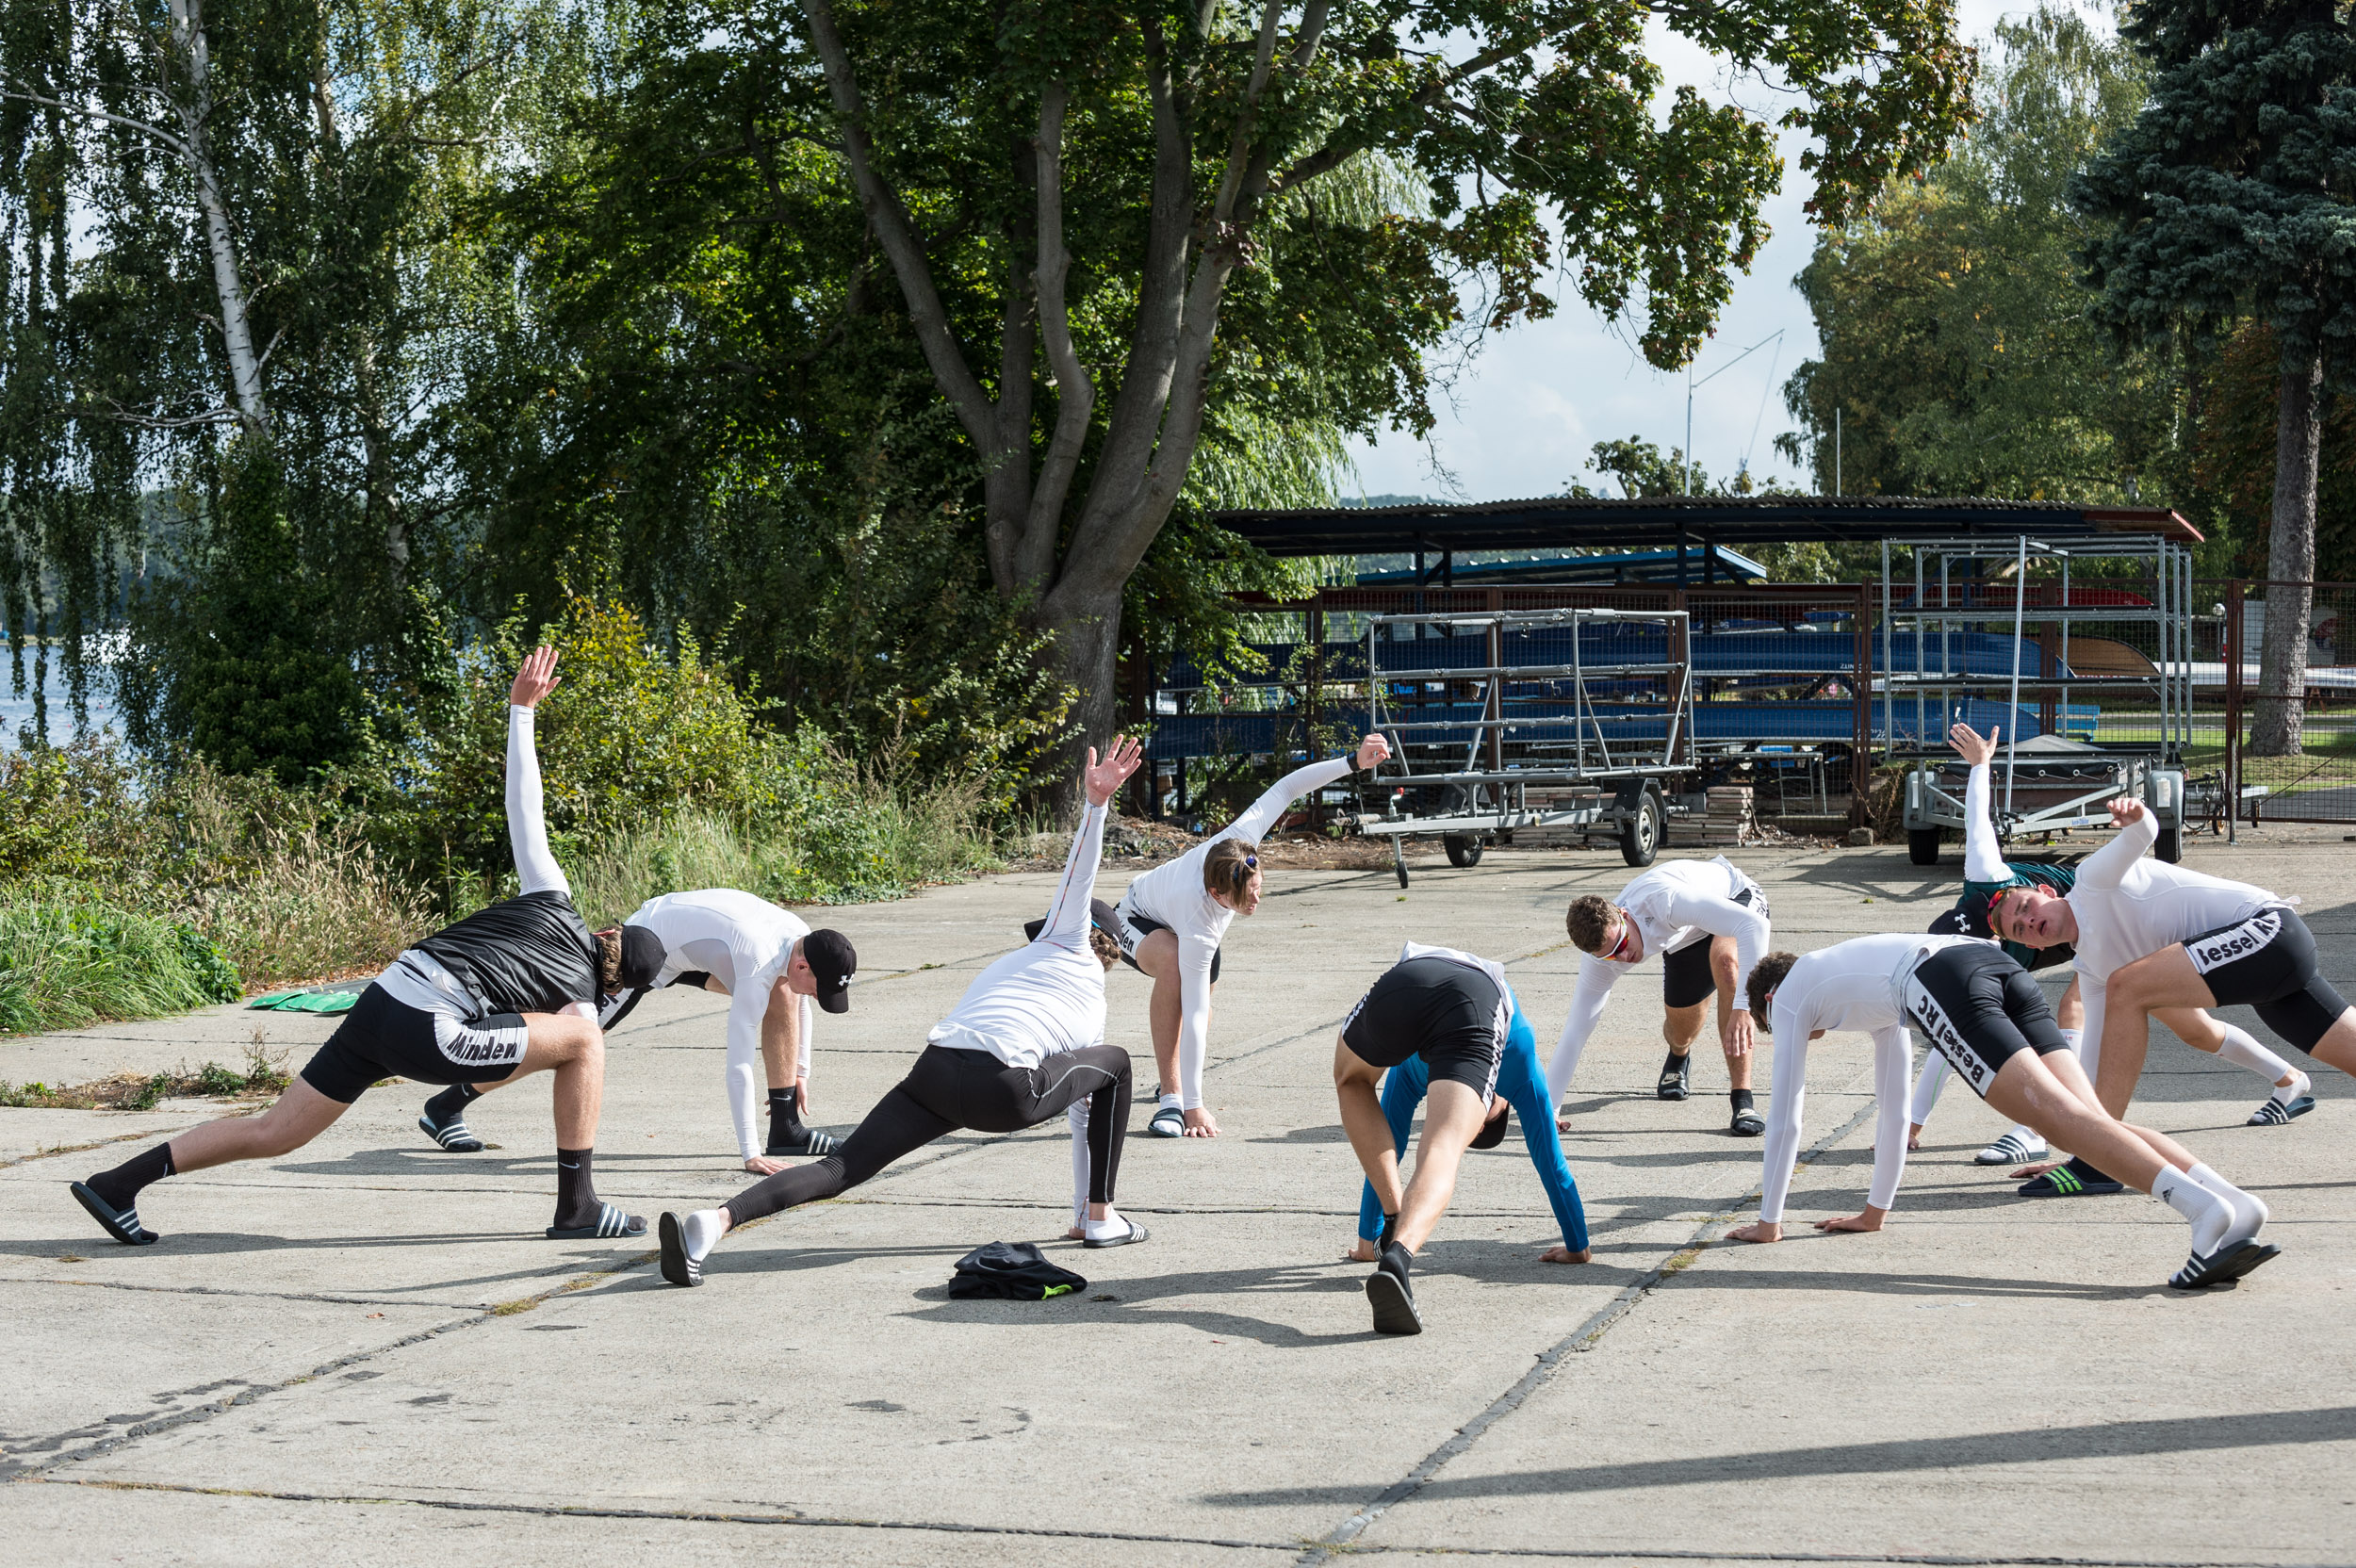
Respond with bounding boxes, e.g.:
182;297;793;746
1083;734;1145;808
2106;795;2148;829
1354;731;1392;772
510;645;562;709
1947;721;1996;767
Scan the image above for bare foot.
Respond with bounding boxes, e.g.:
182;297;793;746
1725;1220;1782;1244
2011;1159;2063;1179
1541;1246;1591;1264
1342;1237;1377;1263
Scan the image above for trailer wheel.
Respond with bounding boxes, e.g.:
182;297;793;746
2154;825;2183;864
1444;834;1484;869
1618;789;1661;867
1391;834;1411;889
1908;828;1940;866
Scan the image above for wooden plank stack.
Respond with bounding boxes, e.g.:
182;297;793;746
1671;786;1755;848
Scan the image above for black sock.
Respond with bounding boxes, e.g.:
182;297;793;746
555;1147;597;1224
1730;1088;1755;1111
425;1083;480;1123
1662;1048;1689;1074
90;1143;174;1210
1377;1211;1399;1253
1379;1239;1415;1284
2063;1154;2115;1184
768;1087;802;1135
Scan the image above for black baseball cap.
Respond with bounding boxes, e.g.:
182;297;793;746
617;924;668;990
802;928;858;1013
1930;890;2000;941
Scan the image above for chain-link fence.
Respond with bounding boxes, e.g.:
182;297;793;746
2212;582;2356;825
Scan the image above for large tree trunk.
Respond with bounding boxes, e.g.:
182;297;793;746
2251;351;2322;756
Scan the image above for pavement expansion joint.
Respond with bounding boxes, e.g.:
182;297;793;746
0;1127;205;1172
1;1276;488;1310
13;1477;2295;1568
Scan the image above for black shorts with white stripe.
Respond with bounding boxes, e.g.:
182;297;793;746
300;983;529;1104
2185;905;2350;1054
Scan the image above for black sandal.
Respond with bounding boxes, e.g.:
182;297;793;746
1657;1054;1692;1101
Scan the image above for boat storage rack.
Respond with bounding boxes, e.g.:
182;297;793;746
1886;531;2191;863
1348;607;1698;881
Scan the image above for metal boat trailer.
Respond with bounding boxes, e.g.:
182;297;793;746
1340;607;1699;886
1902;746;2186;864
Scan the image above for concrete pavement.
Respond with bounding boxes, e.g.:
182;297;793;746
2;834;2352;1566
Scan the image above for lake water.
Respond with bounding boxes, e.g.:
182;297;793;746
0;653;120;748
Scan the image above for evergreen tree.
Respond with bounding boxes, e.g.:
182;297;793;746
2073;0;2356;753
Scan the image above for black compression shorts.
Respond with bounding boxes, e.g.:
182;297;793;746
1660;886;1768;1009
1901;944;2071;1098
1340;956;1507;1101
2184;906;2349;1054
1107;906;1220;984
299;984;530;1103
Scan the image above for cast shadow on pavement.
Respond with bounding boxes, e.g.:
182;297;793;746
1198;1403;2356;1509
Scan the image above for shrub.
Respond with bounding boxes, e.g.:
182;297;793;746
0;902;243;1035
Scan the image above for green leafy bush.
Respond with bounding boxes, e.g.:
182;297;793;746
0;902;245;1035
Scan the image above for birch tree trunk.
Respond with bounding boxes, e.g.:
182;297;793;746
167;0;269;434
2250;351;2321;756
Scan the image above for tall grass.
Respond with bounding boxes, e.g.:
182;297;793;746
188;823;437;988
0;902;243;1035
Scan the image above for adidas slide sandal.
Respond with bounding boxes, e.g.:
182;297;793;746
1083;1218;1151;1249
2247;1095;2316;1127
1147;1104;1186;1138
2018;1167;2123;1199
71;1182;159;1246
658;1212;702;1287
2168;1237;2282;1290
1974;1130;2046;1166
417;1111;485;1153
547;1202;646;1240
765;1127;841;1156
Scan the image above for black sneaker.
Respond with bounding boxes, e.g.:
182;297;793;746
1657;1054;1692;1102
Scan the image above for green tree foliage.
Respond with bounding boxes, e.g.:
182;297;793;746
736;0;1973;775
1778;7;2168;502
2073;0;2356;752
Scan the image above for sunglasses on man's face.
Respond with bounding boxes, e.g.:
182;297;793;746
1600;918;1637;962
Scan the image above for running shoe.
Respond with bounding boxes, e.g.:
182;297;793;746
2247;1095;2317;1128
1974;1129;2046;1166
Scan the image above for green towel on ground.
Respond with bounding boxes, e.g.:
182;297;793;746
249;988;362;1015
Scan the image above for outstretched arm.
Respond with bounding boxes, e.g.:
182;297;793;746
1951;724;2008;884
1218;733;1387;845
1546;957;1622;1109
2078;797;2156;892
507;646;569;897
1040;738;1143;944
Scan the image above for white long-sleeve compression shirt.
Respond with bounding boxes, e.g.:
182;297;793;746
507;706;569;898
1753;934;1967;1223
930;800;1111;1070
1963;763;2007;884
618;889;815;1161
1117;755;1355;1109
2064;809;2276;1072
1546;856;1771;1104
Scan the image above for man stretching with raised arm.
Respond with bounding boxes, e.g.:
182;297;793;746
1109;733;1390;1138
74;648;659;1248
1549;856;1772;1136
657;738;1149;1288
1726;933;2277;1289
1910;725;2306;1175
1334;942;1521;1334
418;890;859;1170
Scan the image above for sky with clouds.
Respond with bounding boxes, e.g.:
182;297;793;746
1346;1;2104;504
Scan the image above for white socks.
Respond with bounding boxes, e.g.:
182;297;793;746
682;1208;728;1264
2216;1024;2299;1090
1158;1091;1182;1112
2185;1163;2267;1250
2058;1028;2084;1054
1082;1206;1131;1242
2153;1168;2232;1256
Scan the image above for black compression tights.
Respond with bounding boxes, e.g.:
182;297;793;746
723;1042;1132;1227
